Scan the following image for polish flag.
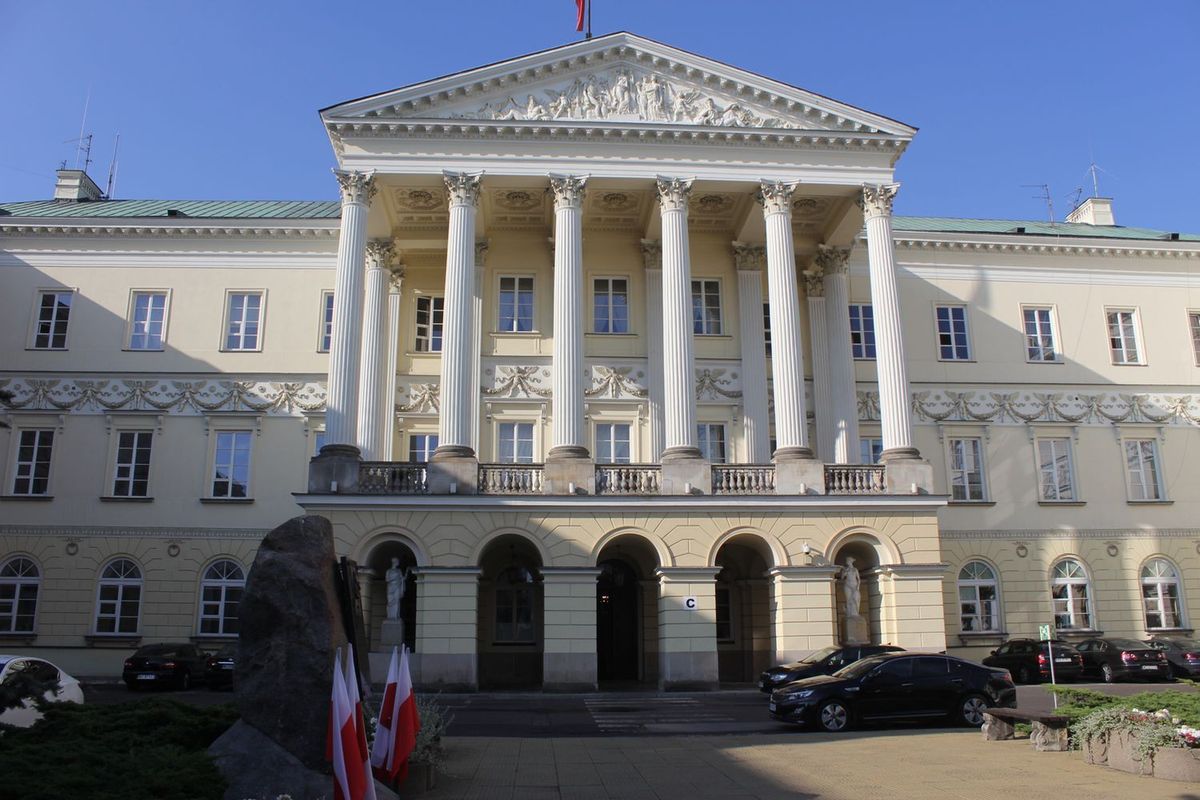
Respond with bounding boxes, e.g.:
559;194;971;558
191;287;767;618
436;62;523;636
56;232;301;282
344;644;377;800
371;646;420;783
575;0;586;32
329;650;368;800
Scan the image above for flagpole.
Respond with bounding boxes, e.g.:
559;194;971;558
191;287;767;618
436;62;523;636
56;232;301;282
586;0;592;39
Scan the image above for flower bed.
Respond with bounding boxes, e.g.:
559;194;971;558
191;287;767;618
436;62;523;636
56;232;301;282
1074;706;1200;782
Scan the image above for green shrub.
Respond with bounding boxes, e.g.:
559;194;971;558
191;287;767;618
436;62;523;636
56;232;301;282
1047;684;1200;728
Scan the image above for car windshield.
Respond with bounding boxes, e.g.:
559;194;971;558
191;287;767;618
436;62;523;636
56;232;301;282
1108;638;1148;650
834;656;888;679
800;646;841;664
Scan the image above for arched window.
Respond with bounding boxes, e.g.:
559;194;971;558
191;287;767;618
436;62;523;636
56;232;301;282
95;558;142;634
494;564;535;643
0;557;40;633
1142;559;1184;630
198;560;245;636
958;561;1000;633
1051;559;1092;630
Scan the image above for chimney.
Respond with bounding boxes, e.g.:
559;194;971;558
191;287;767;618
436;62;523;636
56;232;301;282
53;169;104;202
1065;196;1115;226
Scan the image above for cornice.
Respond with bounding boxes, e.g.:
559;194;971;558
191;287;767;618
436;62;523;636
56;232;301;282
890;233;1200;260
0;220;340;239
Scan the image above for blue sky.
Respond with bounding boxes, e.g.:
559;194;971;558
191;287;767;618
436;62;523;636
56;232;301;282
2;1;1197;231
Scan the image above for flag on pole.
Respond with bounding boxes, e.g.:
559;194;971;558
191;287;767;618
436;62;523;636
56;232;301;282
344;644;378;800
371;645;420;783
575;0;586;32
329;649;368;800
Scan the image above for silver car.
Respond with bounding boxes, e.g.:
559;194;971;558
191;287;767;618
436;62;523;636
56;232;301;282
0;655;85;728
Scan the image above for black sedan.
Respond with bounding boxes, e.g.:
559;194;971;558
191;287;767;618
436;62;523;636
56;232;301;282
758;645;904;693
204;645;237;689
1145;637;1200;679
769;652;1016;732
981;638;1083;684
1076;637;1170;683
123;643;210;690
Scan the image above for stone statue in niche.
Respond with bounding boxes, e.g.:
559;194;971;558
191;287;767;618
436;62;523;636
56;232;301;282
840;556;868;645
385;557;409;621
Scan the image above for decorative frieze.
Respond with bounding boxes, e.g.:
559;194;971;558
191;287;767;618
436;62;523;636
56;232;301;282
396;382;440;414
695;368;742;401
0;377;326;415
587;366;647;399
483;366;552;398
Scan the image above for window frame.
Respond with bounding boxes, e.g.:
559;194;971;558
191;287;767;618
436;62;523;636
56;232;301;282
221;289;267;352
108;427;155;499
123;289;171;352
1141;558;1186;631
946;436;987;502
1021;304;1061;363
690;278;724;336
496;421;536;464
594;422;633;465
1189;310;1200;367
697;423;727;464
197;559;245;637
762;301;772;358
493;564;537;644
1050;558;1094;631
592;276;631;335
1105;307;1145;366
496;275;536;333
408;433;439;463
27;288;76;351
934;304;972;361
1034;436;1078;503
317;291;334;352
413;294;445;352
93;558;143;636
1122;437;1166;501
957;560;1001;633
848;303;876;360
0;556;41;634
207;427;255;500
859;436;883;465
10;428;56;497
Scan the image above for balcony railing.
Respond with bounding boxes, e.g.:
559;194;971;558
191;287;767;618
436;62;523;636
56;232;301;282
824;464;886;495
596;464;662;495
358;462;429;494
479;463;545;494
712;464;776;495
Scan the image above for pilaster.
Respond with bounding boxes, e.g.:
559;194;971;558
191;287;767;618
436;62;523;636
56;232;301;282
873;563;949;652
383;268;404;460
541;567;601;691
412;567;481;691
641;240;665;462
656;566;720;690
733;242;770;463
804;267;835;461
470;241;488;455
767;566;839;664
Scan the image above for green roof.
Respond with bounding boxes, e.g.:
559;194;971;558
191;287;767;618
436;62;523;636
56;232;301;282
893;216;1200;242
0;199;341;220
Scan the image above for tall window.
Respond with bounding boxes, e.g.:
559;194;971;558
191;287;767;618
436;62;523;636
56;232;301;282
128;291;168;350
224;292;264;351
1106;308;1142;364
958;561;1000;633
860;437;883;465
1036;438;1076;501
211;431;252;498
691;280;722;335
494;564;535;643
1124;439;1164;500
198;560;245;636
498;277;534;332
0;557;40;634
12;430;54;496
319;292;334;352
95;559;142;634
414;296;444;352
593;278;629;334
762;302;772;357
32;291;72;349
947;438;986;501
498;422;535;463
408;434;438;463
849;304;876;359
1051;559;1092;630
595;423;631;464
1141;559;1183;630
1023;306;1059;362
112;431;153;498
697;423;726;463
935;306;971;360
1190;312;1200;366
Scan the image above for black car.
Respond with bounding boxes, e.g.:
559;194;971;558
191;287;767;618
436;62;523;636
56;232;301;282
981;638;1083;684
758;645;904;693
769;652;1016;732
123;643;210;690
204;645;236;689
1076;637;1170;683
1145;637;1200;679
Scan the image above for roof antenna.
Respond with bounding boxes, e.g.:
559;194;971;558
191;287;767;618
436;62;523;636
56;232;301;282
1021;183;1055;224
1067;187;1083;212
104;133;120;199
69;88;93;171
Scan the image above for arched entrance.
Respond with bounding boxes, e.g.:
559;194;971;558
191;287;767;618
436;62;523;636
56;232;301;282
477;535;543;689
713;535;773;684
831;534;886;645
363;540;418;654
594;534;660;687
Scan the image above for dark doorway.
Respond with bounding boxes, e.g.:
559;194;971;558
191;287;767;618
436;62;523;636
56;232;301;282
597;559;640;682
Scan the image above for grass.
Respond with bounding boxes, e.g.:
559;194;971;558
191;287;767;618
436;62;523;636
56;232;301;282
1047;681;1200;727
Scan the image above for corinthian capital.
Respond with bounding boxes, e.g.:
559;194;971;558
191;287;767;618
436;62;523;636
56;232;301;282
814;243;852;275
474;239;490;268
443;171;482;207
655;176;694;213
757;180;797;216
859;183;900;218
803;270;825;297
548;174;588;208
388;265;406;292
640;239;662;270
334;170;377;206
731;241;766;271
365;238;396;269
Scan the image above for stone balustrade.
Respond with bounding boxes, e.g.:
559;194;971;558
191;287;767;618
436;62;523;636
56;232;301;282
478;464;545;494
595;465;662;495
358;462;428;494
711;464;776;495
824;464;886;494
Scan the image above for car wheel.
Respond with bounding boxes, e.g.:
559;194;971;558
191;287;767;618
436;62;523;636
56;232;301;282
1016;665;1034;684
1101;663;1115;684
817;700;851;732
178;671;191;691
959;694;990;727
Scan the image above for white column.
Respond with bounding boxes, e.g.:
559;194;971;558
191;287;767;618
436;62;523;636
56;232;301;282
818;246;859;464
434;172;482;458
357;239;394;460
733;243;770;463
656;178;700;459
383;268;403;460
548;175;589;459
641;241;665;462
760;180;813;459
804;268;835;461
324;170;375;451
470;243;487;455
862;183;919;459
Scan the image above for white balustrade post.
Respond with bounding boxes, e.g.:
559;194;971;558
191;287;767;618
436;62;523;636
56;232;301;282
804;268;835;461
733;243;770;463
641;241;665;462
357;239;394;460
817;245;860;464
383;268;404;460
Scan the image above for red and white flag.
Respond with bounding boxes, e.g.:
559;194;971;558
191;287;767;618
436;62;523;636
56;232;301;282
575;0;586;32
370;645;420;783
329;649;369;800
344;644;377;800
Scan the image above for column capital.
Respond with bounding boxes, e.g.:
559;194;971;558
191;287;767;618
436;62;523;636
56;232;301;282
334;169;377;206
803;270;825;297
443;171;483;207
815;243;852;275
655;176;694;213
757;180;798;216
731;241;766;271
640;238;662;270
859;183;900;218
388;266;406;292
548;174;588;208
365;238;395;268
474;238;490;267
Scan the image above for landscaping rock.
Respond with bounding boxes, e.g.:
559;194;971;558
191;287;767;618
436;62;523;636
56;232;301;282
1150;745;1200;782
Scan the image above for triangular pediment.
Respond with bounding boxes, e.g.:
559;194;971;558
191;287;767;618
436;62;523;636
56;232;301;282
322;32;914;137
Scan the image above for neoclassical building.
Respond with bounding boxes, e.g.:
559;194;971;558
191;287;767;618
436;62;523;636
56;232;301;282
2;33;1198;689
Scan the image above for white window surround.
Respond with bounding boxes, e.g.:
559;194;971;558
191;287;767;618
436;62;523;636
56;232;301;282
594;422;633;464
848;303;875;360
221;289;266;352
125;289;171;351
1050;558;1094;631
1105;307;1144;365
1021;304;1061;363
1189;310;1200;367
957;560;1001;633
592;276;631;334
202;415;261;500
93;558;143;636
1141;557;1186;631
197;559;245;637
9;428;56;497
27;287;77;351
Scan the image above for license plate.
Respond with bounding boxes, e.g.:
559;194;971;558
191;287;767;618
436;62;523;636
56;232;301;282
221;664;234;670
1055;658;1071;663
1142;665;1159;670
137;673;155;680
768;701;777;712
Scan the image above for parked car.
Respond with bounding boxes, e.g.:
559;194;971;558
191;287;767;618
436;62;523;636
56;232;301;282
758;645;904;693
1076;637;1170;683
122;643;210;690
1145;636;1200;679
204;645;236;690
981;638;1083;684
0;655;85;728
768;652;1016;732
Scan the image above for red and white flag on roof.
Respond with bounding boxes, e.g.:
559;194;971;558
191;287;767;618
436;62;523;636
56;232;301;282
328;649;369;800
575;0;586;32
371;645;420;783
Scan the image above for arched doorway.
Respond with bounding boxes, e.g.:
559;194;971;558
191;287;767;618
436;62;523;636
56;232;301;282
831;535;885;645
477;535;543;689
594;534;660;687
713;535;773;685
364;540;418;654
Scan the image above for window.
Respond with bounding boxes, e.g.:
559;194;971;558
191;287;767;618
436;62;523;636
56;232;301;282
198;560;244;636
127;291;168;350
1124;439;1164;500
1036;437;1076;501
95;559;142;635
860;437;883;465
1023;306;1059;362
697;424;726;463
691;279;722;335
414;296;444;352
0;557;40;634
408;434;438;463
947;437;986;501
32;291;72;349
313;429;327;456
1106;308;1142;364
593;278;629;334
849;304;875;359
498;277;534;332
914;656;949;677
958;561;1000;633
935;305;971;360
318;292;334;352
1051;559;1092;630
1142;559;1184;630
112;431;153;498
493;565;535;643
224;291;264;351
595;423;631;464
211;431;252;498
498;422;535;463
12;430;54;496
1190;312;1200;366
763;302;772;357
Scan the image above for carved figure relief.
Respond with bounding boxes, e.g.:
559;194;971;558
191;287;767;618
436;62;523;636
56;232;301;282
587;366;648;399
483;366;552;398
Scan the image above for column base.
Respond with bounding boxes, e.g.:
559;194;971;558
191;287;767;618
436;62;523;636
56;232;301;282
880;446;922;462
774;456;824;495
661;454;710;495
658;651;719;692
543;452;595;495
542;653;598;692
883;457;934;495
427;449;479;494
772;445;815;461
307;445;362;493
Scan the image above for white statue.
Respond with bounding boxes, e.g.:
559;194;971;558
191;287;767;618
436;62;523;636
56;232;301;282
385;557;409;621
840;556;862;617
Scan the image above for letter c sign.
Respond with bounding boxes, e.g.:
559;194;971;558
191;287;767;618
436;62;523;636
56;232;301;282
684;596;698;610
